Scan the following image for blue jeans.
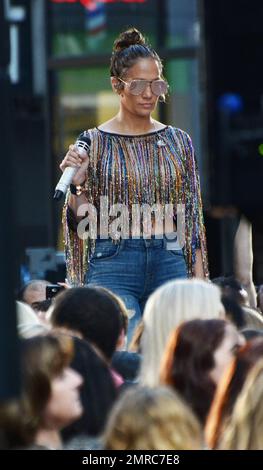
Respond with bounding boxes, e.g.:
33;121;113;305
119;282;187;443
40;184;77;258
86;238;187;342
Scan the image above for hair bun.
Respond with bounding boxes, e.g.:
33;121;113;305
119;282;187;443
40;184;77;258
113;28;146;52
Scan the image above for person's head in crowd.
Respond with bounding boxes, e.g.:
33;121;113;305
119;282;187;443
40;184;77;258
205;337;263;449
61;336;117;447
212;276;249;306
16;301;49;338
221;295;245;329
140;279;224;387
17;280;51;310
242;306;263;330
219;359;263;450
103;386;202;450
160;319;244;425
17;280;53;324
50;286;122;363
0;335;83;449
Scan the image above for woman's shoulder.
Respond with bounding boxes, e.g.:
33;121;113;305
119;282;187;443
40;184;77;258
169;126;192;142
166;126;195;153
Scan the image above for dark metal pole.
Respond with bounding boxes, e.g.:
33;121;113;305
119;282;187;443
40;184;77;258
0;1;20;401
156;0;167;124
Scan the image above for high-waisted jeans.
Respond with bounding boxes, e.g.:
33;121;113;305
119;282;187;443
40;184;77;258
86;237;187;341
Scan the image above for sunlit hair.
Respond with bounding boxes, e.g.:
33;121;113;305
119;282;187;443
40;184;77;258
103;386;202;450
219;359;263;449
110;28;163;79
205;338;263;449
140;279;224;387
0;334;73;449
128;320;144;353
104;289;129;336
160;319;227;425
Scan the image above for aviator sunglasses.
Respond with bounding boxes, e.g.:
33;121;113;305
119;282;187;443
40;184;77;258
118;78;168;96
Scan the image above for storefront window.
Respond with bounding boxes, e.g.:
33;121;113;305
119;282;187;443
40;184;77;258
49;0;160;57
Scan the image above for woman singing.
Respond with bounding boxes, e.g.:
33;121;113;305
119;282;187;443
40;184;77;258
60;28;209;337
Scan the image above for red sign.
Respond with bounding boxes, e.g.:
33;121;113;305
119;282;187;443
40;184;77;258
51;0;147;5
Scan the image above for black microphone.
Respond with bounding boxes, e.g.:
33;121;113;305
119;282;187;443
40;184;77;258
53;136;91;201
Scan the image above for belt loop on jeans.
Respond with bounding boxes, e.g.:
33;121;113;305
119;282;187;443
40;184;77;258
144;238;151;248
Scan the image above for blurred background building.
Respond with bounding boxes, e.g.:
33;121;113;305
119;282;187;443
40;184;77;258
1;0;263;288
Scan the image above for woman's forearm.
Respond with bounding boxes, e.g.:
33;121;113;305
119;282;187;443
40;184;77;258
193;249;205;279
68;193;88;217
234;216;257;308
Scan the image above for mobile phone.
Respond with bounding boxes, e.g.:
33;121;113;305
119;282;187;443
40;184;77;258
46;284;64;300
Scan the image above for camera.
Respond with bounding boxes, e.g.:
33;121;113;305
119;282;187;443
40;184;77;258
46;284;64;300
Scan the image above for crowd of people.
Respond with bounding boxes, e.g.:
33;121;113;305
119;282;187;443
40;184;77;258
0;274;263;450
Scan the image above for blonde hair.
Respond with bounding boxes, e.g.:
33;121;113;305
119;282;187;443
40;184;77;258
219;359;263;449
104;386;202;450
140;279;224;387
128;320;144;352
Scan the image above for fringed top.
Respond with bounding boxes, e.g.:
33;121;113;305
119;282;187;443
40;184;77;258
63;126;209;285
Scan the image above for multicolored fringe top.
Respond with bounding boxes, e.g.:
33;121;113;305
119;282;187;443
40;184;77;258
63;126;209;285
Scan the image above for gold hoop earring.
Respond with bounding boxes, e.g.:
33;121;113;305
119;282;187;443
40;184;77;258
159;94;165;103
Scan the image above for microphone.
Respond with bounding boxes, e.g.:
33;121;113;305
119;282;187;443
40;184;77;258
53;136;91;201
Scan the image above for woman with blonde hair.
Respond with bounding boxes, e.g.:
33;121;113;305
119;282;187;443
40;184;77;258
140;279;224;387
219;359;263;449
103;386;202;450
